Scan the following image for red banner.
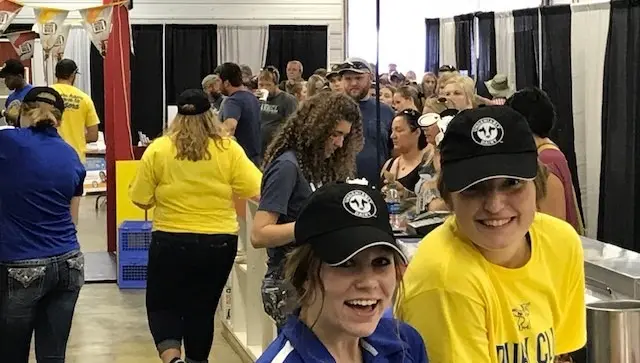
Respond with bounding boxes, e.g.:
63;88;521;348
5;30;37;60
0;0;23;34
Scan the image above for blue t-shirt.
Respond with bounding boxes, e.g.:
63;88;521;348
0;126;86;262
258;314;429;363
257;150;313;278
220;89;262;164
5;84;33;108
356;98;394;186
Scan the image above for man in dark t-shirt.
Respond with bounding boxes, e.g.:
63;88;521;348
339;57;394;185
257;67;298;155
218;62;262;164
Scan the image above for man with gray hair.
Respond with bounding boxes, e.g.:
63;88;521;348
201;74;224;111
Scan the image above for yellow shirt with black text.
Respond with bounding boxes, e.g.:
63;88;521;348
52;83;100;163
129;136;262;234
396;213;586;363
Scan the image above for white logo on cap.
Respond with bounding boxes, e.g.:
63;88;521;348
342;190;377;219
471;117;504;146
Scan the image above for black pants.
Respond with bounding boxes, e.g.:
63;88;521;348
146;231;237;363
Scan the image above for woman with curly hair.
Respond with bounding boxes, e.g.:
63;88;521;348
250;91;363;328
129;89;262;363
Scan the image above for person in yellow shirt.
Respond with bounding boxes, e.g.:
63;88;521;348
52;59;100;163
129;89;262;363
396;106;586;363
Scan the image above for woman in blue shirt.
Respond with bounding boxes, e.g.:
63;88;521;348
258;183;428;363
0;87;86;363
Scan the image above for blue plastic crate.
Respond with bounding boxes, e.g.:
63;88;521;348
118;220;152;256
118;255;148;289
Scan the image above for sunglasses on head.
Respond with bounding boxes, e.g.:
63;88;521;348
439;65;457;72
398;109;422;126
261;66;280;82
339;61;370;71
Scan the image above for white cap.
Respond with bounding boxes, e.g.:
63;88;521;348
418;113;440;127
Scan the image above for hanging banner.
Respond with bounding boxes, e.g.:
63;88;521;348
0;0;23;34
79;4;116;57
34;7;70;52
5;30;38;60
50;24;71;63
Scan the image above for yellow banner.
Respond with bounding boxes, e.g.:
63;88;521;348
33;7;69;52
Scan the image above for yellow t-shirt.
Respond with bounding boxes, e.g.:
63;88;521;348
129;135;262;234
52;83;100;163
396;213;586;363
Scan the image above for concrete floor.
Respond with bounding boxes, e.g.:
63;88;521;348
27;195;244;363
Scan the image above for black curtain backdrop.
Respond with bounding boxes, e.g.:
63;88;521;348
165;24;217;105
130;24;164;143
541;5;583;222
264;25;327;80
454;13;475;76
513;8;540;89
90;46;105;133
424;18;440;73
598;0;640;252
476;12;497;99
90;25;165;141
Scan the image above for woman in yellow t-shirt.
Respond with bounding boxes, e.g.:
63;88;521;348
129;89;261;363
396;106;586;363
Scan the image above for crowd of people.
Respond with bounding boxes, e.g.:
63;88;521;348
0;52;588;363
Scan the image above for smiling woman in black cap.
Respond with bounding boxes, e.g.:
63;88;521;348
129;89;261;363
0;86;86;362
396;106;586;363
258;182;427;363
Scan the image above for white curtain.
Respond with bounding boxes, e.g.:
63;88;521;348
32;39;46;86
63;27;92;95
439;18;456;68
217;26;268;75
494;12;517;90
570;2;610;238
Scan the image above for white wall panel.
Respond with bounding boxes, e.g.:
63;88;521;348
17;0;344;64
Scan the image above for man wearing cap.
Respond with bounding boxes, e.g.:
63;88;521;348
201;74;224;111
339;57;395;185
52;59;100;163
0;59;33;122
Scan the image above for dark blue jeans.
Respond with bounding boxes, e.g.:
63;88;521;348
0;250;84;363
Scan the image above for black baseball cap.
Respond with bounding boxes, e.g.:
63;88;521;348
0;59;25;78
440;106;538;192
23;87;65;114
326;63;341;79
295;183;408;266
176;89;211;115
55;59;80;78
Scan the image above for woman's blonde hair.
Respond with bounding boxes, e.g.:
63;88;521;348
166;109;229;161
440;75;477;108
21;101;62;128
423;97;447;114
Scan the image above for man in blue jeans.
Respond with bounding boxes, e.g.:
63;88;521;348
0;86;86;363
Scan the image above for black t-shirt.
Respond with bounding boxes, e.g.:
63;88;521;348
220;90;262;163
257;150;314;278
